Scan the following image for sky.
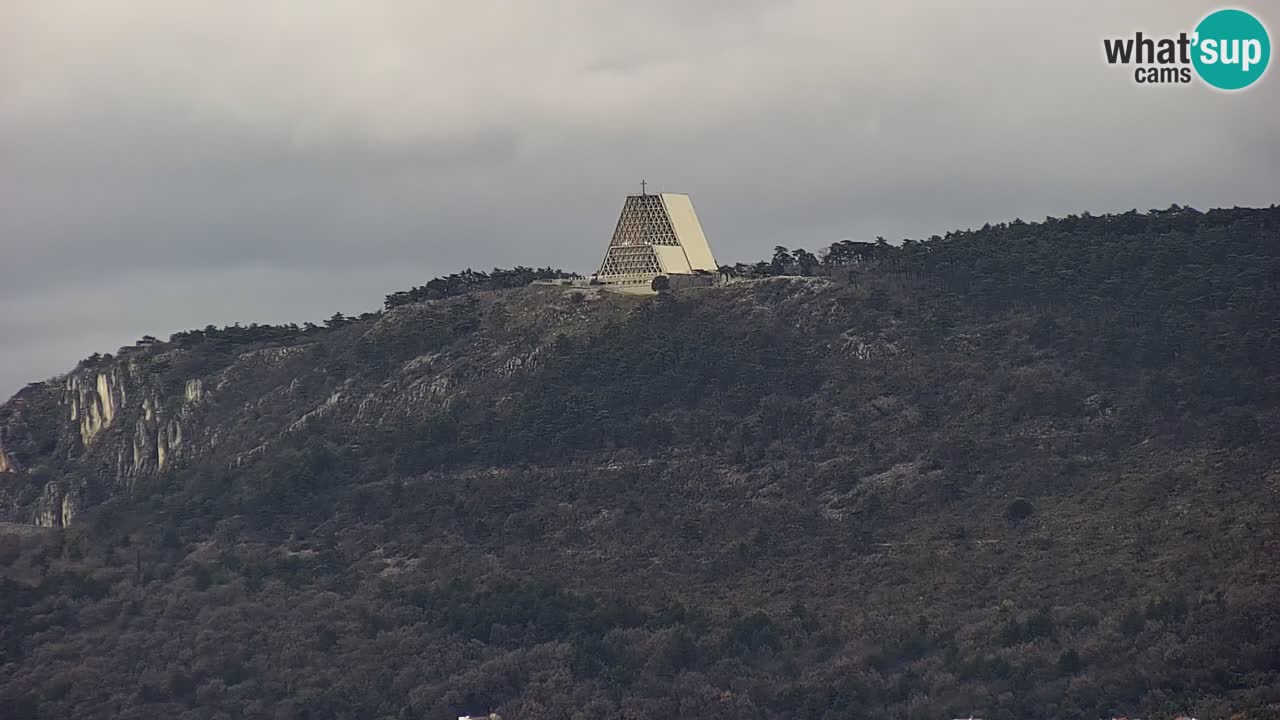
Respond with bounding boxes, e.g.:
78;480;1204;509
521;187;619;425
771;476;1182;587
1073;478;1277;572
2;0;1277;398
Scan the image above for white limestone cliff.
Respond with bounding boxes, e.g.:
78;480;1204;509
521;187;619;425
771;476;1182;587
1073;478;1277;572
64;369;127;446
33;481;78;528
184;378;204;404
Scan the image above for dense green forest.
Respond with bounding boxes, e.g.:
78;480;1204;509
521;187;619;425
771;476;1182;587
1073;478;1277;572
0;205;1277;720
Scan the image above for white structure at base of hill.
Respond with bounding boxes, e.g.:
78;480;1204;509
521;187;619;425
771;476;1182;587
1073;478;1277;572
595;192;718;286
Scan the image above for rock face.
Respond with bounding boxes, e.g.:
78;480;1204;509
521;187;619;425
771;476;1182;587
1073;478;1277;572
64;370;124;447
32;482;78;528
2;345;222;523
0;286;640;525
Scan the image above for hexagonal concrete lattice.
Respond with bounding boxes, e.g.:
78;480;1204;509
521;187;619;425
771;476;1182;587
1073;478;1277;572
596;192;718;286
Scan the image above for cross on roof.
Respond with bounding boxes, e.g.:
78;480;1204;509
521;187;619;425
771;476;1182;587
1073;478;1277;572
641;179;647;195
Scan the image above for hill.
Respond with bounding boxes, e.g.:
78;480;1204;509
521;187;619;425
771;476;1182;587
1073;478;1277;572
1;205;1278;719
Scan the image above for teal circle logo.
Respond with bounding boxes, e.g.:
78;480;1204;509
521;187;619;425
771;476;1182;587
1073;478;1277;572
1192;9;1270;90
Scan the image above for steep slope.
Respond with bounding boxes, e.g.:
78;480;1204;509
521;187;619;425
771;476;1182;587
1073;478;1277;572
0;206;1278;720
0;286;633;525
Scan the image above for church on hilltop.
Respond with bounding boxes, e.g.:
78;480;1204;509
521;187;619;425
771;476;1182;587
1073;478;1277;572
592;184;719;289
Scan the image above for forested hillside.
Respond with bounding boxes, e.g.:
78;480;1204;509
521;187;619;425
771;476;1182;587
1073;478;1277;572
1;205;1277;720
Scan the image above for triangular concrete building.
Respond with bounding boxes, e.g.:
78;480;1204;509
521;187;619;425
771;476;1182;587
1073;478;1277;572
595;192;718;286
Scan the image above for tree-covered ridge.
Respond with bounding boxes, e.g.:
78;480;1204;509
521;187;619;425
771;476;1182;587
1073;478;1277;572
0;205;1277;720
755;205;1278;406
81;204;1276;380
384;266;578;309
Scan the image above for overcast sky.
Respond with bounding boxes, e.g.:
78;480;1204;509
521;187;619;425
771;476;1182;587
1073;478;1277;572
2;0;1276;398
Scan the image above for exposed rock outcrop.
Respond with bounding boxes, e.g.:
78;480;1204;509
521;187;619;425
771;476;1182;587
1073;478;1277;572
64;369;126;447
33;481;79;528
0;287;611;525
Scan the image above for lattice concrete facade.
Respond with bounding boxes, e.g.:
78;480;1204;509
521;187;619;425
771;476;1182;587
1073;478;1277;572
595;193;718;286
